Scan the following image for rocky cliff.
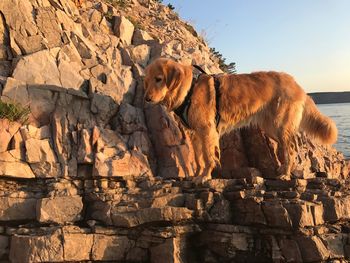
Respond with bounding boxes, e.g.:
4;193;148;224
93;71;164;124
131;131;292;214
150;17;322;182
0;0;349;262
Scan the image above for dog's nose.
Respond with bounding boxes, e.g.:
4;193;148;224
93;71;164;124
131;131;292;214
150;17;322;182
145;98;152;102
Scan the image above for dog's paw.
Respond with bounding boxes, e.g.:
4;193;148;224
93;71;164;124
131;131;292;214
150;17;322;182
276;174;291;181
192;175;211;186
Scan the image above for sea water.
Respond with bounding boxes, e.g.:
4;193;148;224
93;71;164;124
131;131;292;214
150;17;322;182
317;103;350;159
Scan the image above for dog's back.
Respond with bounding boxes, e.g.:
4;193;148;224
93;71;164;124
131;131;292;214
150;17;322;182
218;72;303;131
217;71;337;145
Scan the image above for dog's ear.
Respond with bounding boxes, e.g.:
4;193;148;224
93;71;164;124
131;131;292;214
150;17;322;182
165;63;184;91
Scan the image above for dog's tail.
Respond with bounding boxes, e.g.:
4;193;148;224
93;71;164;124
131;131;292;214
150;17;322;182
300;96;337;144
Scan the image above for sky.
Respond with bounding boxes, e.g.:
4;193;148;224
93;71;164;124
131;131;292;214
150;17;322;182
162;0;350;93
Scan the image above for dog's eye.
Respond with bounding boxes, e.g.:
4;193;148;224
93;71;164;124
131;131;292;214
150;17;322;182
155;77;162;83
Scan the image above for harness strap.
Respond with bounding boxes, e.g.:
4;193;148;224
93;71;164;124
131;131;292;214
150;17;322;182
174;67;222;130
213;76;221;128
174;79;195;129
192;64;208;75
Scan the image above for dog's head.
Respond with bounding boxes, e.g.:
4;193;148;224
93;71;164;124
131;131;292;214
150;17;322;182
144;58;192;108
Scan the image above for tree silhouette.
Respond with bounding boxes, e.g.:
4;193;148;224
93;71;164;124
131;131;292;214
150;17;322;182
210;47;237;74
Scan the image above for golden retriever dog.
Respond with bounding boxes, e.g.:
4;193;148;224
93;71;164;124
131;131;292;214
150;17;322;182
144;58;337;184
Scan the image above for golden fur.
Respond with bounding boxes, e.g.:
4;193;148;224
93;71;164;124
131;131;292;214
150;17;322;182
144;58;338;183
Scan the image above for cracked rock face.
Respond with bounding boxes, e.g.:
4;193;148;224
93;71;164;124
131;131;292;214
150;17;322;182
0;0;349;262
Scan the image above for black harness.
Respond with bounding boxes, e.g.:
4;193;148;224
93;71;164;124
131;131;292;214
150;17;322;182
174;65;221;129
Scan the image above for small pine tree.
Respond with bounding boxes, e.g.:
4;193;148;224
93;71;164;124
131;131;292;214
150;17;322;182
167;3;175;10
210;47;236;74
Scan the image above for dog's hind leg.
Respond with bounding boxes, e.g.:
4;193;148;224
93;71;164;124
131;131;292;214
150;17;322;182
272;100;303;178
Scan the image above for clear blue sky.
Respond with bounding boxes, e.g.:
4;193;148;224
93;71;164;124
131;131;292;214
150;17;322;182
163;0;350;93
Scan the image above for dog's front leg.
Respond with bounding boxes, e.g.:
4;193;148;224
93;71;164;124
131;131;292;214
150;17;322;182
192;127;220;185
190;132;205;178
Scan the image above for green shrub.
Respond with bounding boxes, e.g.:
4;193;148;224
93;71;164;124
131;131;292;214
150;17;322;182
127;16;144;30
104;9;114;21
0;100;30;123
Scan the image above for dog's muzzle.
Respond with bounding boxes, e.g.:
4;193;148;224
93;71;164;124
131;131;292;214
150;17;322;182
144;89;153;103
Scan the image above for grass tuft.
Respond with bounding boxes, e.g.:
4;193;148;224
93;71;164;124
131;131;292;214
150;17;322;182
105;0;131;10
184;23;198;37
0;100;30;123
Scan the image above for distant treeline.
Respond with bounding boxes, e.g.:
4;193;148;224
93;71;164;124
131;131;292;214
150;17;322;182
308;92;350;104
